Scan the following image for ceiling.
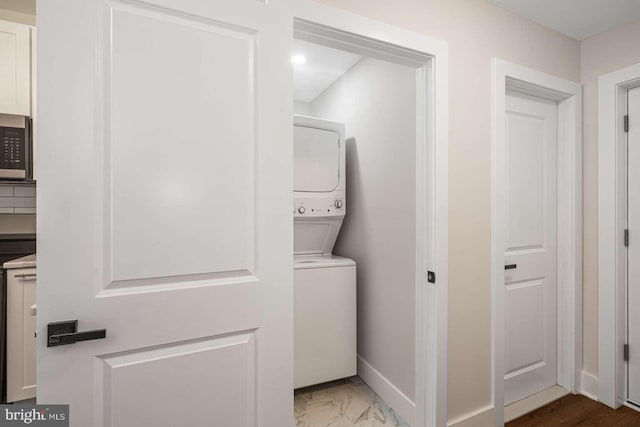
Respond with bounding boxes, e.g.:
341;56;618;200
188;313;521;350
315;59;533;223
4;1;640;42
488;0;640;40
293;39;362;103
0;0;35;15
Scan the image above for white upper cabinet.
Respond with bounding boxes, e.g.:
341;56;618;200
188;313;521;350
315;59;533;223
0;20;31;116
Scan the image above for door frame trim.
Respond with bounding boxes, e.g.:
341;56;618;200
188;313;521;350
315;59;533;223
491;58;583;426
282;2;449;426
597;61;640;408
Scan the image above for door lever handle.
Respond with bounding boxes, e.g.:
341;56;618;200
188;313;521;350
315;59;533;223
505;264;517;270
47;320;106;347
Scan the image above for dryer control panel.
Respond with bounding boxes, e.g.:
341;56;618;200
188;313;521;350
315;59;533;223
294;193;345;218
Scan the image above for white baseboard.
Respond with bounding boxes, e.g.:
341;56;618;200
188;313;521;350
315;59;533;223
447;405;495;427
357;356;416;426
504;385;569;422
581;371;599;401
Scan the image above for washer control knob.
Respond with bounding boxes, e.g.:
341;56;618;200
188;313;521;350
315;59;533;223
334;200;343;209
298;206;305;214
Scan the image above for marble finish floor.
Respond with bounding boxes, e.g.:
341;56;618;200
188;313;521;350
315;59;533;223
294;376;410;427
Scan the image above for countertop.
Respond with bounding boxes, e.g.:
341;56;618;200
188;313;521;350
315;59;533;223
3;253;36;269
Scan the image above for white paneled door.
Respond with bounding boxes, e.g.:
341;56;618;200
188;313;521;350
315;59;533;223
504;92;558;405
628;87;640;405
37;1;293;426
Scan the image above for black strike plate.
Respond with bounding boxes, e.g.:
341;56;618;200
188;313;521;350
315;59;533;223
427;271;436;284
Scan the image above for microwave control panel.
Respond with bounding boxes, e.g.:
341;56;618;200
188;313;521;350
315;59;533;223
0;126;26;179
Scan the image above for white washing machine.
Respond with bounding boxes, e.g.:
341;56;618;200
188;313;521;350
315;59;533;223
294;255;356;389
293;115;357;388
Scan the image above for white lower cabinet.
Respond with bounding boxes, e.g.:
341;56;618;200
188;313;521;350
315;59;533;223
6;267;36;402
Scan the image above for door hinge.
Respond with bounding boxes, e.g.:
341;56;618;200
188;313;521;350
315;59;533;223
625;115;630;132
625;344;630;362
626;229;630;247
427;270;436;284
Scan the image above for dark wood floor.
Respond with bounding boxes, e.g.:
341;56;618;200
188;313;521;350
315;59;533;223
507;394;640;426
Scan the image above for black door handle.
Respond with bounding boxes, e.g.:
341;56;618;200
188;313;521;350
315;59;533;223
47;320;106;347
505;264;517;270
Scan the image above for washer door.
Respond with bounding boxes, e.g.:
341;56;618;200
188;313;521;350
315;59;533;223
294;125;340;192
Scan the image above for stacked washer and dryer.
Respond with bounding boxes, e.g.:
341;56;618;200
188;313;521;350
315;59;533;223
293;115;357;389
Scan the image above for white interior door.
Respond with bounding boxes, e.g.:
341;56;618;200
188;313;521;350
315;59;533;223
37;1;293;426
504;92;558;405
628;86;640;404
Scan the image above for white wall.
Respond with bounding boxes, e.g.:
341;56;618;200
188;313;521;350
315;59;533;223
310;57;417;405
294;100;312;115
580;17;640;391
312;1;581;424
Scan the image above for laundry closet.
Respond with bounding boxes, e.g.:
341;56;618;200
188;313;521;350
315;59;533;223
291;38;418;425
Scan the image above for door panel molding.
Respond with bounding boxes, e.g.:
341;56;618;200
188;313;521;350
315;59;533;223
491;58;583;426
99;0;258;289
97;330;257;427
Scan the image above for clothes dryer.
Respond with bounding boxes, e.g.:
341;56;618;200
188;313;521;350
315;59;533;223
293;116;357;388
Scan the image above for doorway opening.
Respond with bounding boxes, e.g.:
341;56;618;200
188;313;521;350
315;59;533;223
597;61;640;409
292;37;416;427
491;59;582;425
289;15;448;426
501;89;564;417
625;86;640;409
599;78;640;410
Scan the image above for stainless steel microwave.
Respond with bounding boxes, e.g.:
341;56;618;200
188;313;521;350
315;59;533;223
0;118;32;180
